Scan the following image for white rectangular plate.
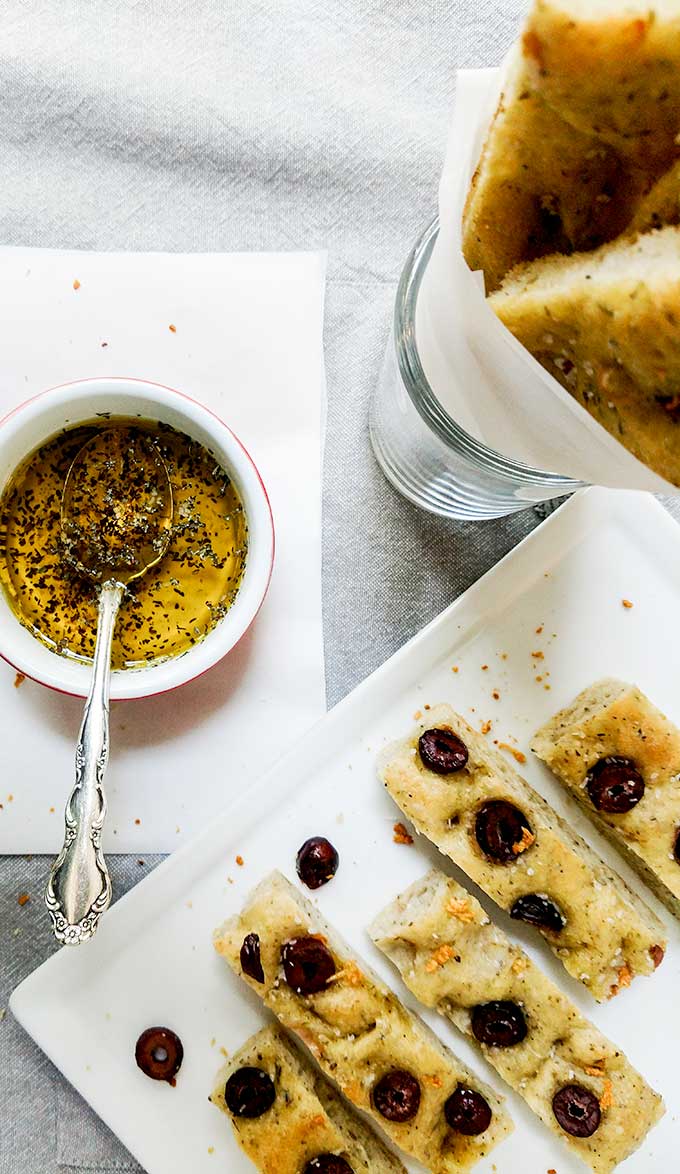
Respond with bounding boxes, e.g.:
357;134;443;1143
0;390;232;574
12;488;680;1174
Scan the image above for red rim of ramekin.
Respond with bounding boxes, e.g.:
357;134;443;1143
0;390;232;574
0;377;276;701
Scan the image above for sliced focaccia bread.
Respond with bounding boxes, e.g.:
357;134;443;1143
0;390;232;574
370;871;665;1174
379;704;666;1001
489;226;680;488
210;1025;406;1174
521;0;680;171
532;678;680;917
461;45;638;292
213;871;513;1173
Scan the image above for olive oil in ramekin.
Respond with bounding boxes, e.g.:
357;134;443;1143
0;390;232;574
0;419;248;669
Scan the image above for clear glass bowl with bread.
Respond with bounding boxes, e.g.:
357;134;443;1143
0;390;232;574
371;0;680;518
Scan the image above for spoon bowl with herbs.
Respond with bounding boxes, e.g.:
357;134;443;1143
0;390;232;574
61;427;174;587
45;427;173;945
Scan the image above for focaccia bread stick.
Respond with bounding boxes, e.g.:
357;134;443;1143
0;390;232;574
379;704;666;1000
532;678;680;917
210;1025;406;1174
370;871;664;1174
213;871;513;1173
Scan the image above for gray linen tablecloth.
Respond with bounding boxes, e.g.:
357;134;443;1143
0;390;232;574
3;3;678;1172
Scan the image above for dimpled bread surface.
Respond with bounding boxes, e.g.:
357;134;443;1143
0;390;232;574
213;870;513;1173
370;870;664;1174
533;678;680;917
210;1025;407;1174
379;704;666;1001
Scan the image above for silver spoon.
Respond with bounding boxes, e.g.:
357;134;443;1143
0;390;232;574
45;427;173;945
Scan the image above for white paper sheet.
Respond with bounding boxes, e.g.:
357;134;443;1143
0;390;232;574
417;67;677;492
0;249;327;852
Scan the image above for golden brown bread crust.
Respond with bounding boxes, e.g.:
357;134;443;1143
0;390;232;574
213;871;513;1173
532;678;680;917
462;2;680;291
371;870;665;1174
461;48;641;292
522;1;680;171
210;1026;407;1174
379;704;666;1001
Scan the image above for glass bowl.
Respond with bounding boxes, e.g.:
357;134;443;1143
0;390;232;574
369;218;586;520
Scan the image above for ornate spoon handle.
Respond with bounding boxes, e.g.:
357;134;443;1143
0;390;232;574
45;580;123;945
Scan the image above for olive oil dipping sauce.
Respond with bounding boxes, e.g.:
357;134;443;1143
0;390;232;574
0;420;248;669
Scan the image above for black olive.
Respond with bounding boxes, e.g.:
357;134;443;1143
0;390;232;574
372;1070;421;1122
552;1084;601;1137
471;1001;528;1047
224;1066;276;1118
475;800;533;863
444;1084;493;1135
585;757;644;813
135;1026;184;1085
510;893;565;932
419;728;469;774
296;837;340;890
280;936;336;994
303;1157;354;1174
240;933;265;983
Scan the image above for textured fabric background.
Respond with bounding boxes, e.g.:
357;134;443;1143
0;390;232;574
3;2;676;1172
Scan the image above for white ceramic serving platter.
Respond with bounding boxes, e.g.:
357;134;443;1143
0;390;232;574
12;488;680;1174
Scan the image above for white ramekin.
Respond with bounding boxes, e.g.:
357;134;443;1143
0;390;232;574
0;377;275;700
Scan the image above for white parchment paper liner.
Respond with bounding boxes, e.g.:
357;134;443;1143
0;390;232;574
416;67;676;493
